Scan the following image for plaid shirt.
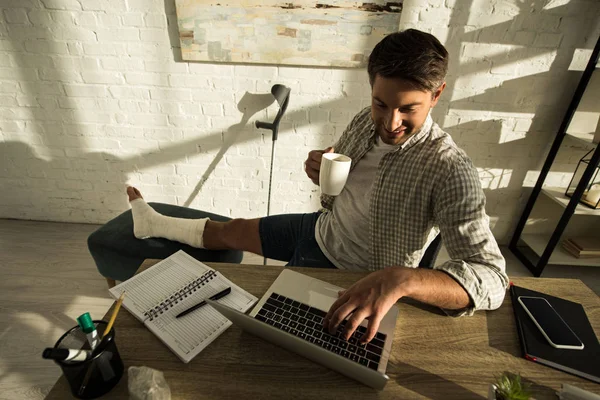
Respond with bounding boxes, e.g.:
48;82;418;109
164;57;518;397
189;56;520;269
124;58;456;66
320;107;508;315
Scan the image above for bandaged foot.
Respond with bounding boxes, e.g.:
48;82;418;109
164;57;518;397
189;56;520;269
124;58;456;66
127;186;208;248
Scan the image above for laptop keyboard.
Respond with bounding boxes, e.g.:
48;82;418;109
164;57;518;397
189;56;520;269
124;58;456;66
254;292;387;371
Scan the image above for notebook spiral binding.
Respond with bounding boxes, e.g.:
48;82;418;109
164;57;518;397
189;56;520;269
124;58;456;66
144;270;217;321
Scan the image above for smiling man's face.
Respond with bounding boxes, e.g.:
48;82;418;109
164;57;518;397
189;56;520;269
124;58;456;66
371;74;445;146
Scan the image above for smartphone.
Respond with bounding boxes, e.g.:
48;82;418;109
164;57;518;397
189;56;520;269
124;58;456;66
518;296;584;350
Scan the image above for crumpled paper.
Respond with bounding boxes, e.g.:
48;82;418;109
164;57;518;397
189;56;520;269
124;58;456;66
128;366;171;400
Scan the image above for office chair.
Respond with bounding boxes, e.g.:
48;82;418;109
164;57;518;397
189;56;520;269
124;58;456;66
420;233;442;269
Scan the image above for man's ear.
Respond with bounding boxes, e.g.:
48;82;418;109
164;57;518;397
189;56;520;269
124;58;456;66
431;82;446;107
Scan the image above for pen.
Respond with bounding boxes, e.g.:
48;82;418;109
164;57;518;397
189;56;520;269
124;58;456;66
43;348;92;362
176;287;232;318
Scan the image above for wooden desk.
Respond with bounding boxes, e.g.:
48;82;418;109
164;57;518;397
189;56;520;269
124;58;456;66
47;261;600;399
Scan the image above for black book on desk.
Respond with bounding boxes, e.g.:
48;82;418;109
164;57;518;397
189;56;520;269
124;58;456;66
509;285;600;383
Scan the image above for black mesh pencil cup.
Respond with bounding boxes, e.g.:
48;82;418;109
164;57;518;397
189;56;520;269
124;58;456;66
52;320;124;399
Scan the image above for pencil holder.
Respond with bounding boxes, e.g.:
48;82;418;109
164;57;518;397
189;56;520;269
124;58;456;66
53;320;124;399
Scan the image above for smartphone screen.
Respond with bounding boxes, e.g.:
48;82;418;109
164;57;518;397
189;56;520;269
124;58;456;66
518;296;584;349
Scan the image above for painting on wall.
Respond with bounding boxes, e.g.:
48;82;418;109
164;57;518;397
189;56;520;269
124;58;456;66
175;0;403;68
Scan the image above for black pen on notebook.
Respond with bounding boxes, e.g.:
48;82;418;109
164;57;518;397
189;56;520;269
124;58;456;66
176;287;232;318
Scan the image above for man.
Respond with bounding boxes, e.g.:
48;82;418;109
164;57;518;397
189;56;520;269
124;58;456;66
127;29;508;345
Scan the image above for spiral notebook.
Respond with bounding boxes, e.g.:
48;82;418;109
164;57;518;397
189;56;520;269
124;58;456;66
109;250;257;363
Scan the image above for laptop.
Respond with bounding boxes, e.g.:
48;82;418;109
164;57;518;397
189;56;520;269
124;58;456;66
207;269;399;389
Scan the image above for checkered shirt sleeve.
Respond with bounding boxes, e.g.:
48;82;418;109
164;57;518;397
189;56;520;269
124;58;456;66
432;157;509;316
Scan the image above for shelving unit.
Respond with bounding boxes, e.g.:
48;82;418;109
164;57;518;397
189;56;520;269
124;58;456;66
509;36;600;277
541;187;600;216
520;234;600;267
567;131;596;146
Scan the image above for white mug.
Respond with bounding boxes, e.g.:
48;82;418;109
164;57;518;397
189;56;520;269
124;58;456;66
319;153;352;196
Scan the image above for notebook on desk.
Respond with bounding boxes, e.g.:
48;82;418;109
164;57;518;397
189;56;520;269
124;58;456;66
510;284;600;383
109;250;257;363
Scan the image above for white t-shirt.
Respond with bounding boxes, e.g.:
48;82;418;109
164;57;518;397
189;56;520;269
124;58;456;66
315;138;396;270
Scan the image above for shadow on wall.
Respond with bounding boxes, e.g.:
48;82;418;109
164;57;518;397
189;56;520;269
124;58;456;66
1;3;95;221
159;0;597;240
432;0;599;240
0;141;127;217
181;91;274;206
0;90;275;219
3;0;373;222
4;0;597;240
158;0;374;214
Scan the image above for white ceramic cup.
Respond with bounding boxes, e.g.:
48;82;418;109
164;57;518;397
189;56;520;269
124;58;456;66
319;153;352;196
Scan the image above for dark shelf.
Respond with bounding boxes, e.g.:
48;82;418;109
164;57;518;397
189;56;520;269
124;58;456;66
509;35;600;276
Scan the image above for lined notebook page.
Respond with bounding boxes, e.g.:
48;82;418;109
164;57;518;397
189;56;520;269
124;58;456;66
110;252;211;320
146;273;256;363
109;251;257;363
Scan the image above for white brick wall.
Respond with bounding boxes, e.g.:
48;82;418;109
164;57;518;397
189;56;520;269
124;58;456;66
401;0;600;241
0;0;599;244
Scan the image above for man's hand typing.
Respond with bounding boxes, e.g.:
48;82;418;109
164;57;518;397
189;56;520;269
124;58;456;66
323;266;472;344
323;268;408;345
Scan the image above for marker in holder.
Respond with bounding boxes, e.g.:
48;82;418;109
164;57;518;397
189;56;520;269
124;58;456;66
43;348;91;362
77;312;99;350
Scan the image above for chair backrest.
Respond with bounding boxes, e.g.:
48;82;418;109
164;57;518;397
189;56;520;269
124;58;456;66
419;234;442;269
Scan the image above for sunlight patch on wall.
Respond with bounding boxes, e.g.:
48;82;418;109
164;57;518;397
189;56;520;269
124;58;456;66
478;168;512;190
525;216;550;226
498;113;535;143
488;215;500;229
568;48;593;71
524;170;574;188
543;0;570;11
517;50;558;77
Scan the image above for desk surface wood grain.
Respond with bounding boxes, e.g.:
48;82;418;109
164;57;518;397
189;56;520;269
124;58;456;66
47;261;600;399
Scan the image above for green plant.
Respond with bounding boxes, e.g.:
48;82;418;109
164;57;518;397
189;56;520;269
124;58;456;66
494;372;532;400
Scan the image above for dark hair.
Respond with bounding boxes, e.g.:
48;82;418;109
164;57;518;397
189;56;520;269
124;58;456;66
367;29;449;93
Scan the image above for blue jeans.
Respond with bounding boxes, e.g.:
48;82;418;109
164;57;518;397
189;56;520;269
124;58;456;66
259;212;336;269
